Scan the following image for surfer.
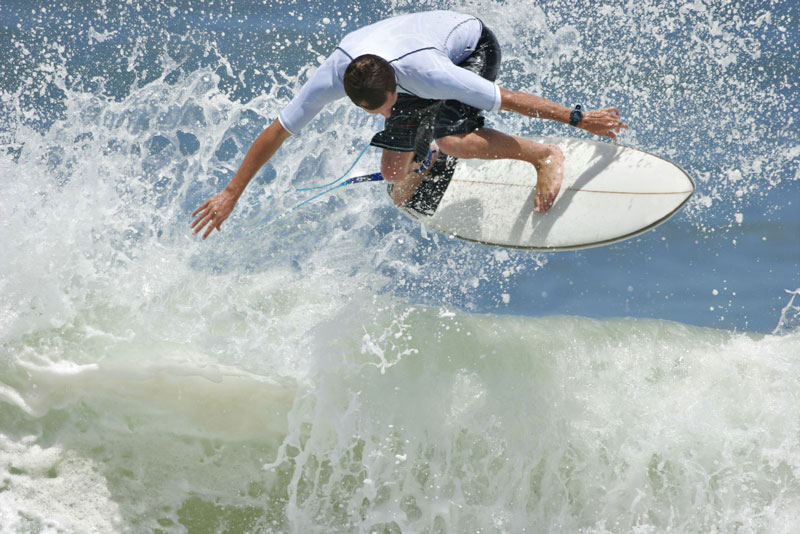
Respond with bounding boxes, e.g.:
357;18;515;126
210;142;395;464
191;10;627;239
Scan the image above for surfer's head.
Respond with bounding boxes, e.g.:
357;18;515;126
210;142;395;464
344;54;397;117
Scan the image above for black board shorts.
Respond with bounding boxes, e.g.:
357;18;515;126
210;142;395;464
370;23;502;163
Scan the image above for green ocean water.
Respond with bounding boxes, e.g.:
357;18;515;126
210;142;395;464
2;306;800;531
1;0;799;531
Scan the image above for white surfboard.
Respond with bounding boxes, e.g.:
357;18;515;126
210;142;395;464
397;137;695;250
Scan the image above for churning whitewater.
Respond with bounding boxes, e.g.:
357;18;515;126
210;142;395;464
1;0;798;532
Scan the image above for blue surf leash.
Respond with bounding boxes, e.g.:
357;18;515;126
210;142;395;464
279;171;384;217
293;143;373;193
278;146;436;218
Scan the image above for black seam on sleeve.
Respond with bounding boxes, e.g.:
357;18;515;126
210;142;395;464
388;47;438;63
335;47;354;61
443;17;481;56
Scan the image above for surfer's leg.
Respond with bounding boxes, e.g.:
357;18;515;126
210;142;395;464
370;92;443;178
380;149;416;182
436;128;564;213
430;25;561;212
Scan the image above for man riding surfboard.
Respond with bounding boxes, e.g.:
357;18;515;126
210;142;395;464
192;10;627;239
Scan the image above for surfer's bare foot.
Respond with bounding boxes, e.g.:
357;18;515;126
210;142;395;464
533;144;564;213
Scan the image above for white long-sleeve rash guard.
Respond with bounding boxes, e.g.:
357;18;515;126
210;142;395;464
277;11;502;135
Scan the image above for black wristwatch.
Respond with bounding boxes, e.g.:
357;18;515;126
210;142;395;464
569;104;583;126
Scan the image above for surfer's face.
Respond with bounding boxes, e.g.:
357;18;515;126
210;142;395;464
359;90;397;118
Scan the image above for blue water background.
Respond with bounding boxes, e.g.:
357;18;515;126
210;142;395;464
1;0;798;333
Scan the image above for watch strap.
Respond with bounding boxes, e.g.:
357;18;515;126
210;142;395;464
569;104;583;126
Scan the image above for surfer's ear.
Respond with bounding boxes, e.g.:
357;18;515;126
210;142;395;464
344;54;396;108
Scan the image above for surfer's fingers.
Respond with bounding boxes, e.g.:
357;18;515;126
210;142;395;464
596;106;620;118
191;199;209;218
192;215;209;234
189;212;205;229
604;117;628;134
190;207;208;227
202;221;217;239
204;214;227;239
193;209;219;235
199;215;219;239
190;206;214;230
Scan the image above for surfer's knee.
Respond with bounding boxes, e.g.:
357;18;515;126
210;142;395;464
380;149;414;181
381;161;413;182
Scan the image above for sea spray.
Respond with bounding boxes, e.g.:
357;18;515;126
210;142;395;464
1;0;798;531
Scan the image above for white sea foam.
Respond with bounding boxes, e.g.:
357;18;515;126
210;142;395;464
271;312;800;532
0;0;797;531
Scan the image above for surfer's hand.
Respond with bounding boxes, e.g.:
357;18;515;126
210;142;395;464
191;190;238;240
579;107;628;141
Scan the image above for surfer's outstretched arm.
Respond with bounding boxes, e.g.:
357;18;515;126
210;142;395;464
498;88;628;140
191;119;291;240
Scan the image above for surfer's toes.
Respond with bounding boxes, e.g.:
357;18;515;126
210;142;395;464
533;192;556;213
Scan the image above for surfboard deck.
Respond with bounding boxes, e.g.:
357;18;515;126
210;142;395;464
394;137;695;250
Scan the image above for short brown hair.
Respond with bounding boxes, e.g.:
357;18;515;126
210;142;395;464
343;54;396;109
